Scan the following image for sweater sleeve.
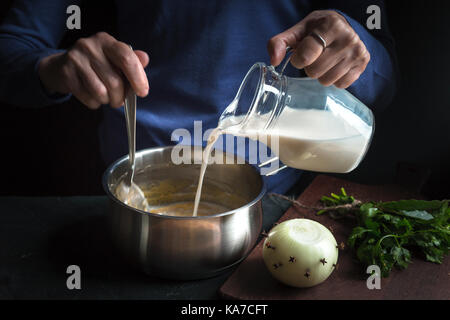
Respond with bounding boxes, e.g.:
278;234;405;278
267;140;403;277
318;0;398;112
0;0;80;107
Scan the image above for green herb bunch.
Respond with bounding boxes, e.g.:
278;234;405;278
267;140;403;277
319;188;450;277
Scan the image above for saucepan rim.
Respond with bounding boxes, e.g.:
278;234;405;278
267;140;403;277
102;145;266;220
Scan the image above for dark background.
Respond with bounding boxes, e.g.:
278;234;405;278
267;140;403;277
0;0;449;198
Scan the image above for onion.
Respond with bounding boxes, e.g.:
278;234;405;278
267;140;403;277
262;218;338;288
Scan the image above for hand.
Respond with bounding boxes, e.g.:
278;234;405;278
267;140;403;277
38;32;149;109
267;10;370;89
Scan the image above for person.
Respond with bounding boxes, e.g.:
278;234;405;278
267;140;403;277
0;0;396;194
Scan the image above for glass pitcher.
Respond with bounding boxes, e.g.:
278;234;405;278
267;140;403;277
218;57;375;174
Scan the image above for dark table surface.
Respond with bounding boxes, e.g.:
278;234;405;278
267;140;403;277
0;194;295;299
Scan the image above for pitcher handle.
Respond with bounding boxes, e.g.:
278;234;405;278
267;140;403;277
275;46;295;76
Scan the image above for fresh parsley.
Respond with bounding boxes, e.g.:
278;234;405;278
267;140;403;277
319;188;450;277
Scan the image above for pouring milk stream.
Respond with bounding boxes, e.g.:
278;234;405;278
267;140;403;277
192;62;374;217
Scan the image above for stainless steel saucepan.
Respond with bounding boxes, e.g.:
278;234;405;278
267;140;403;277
103;146;265;280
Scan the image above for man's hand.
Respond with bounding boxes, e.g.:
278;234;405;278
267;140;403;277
268;10;370;89
38;32;149;109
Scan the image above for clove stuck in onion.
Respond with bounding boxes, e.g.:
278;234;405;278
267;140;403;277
262;219;338;288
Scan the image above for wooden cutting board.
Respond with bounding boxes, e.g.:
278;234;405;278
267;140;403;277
219;175;450;300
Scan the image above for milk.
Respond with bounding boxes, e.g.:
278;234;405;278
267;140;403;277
224;108;371;173
192;128;222;216
192;107;371;216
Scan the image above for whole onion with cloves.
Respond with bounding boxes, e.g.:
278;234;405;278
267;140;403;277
262;219;338;288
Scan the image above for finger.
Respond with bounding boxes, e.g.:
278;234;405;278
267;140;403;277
70;72;103;109
267;21;308;66
307;15;345;50
134;50;150;68
267;37;290;67
103;42;149;97
334;66;364;89
317;59;352;86
290;13;351;70
290;35;324;69
68;51;109;105
90;55;126;108
79;67;109;105
304;46;348;79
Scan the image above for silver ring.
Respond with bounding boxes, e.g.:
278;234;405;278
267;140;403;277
311;32;327;50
